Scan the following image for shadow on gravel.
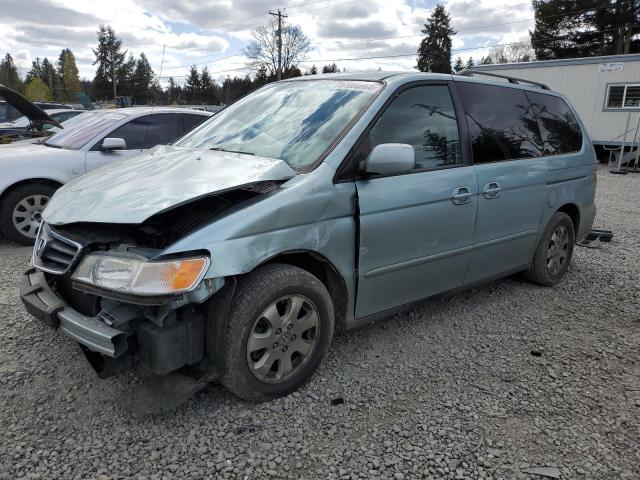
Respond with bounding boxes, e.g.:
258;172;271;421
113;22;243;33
114;371;231;416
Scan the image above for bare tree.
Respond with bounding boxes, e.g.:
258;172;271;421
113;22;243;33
243;17;311;76
482;41;535;65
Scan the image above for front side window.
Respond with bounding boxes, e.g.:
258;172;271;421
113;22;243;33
95;113;181;150
457;82;543;163
174;80;382;170
358;84;462;171
606;84;640;109
527;91;582;155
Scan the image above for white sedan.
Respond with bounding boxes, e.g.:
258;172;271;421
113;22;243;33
0;107;212;244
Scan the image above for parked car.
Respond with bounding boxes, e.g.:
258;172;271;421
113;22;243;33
0;109;84;142
0;107;211;244
0;97;72;123
20;72;597;401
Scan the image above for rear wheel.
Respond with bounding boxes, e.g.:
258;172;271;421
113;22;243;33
0;183;56;245
526;212;575;286
222;264;334;401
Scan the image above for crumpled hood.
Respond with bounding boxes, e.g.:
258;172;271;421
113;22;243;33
44;145;297;225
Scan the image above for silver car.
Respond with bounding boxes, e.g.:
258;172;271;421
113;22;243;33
21;72;597;401
0;107;211;244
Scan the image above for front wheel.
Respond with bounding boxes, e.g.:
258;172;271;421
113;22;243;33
526;212;575;286
0;183;56;245
222;264;334;401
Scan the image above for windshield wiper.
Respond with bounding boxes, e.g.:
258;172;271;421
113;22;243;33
210;147;254;156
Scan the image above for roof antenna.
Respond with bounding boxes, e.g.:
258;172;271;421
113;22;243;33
155;45;166;110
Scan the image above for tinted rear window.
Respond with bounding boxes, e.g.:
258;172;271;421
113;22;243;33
457;82;543;164
526;91;582;155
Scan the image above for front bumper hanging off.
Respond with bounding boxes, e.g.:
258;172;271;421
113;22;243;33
20;267;128;357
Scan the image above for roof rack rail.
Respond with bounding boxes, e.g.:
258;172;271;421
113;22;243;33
456;69;551;90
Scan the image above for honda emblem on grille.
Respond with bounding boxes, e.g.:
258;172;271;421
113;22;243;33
35;236;47;257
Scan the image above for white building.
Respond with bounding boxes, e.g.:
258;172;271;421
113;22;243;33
469;54;640;152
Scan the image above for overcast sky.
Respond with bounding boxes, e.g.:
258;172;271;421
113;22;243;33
0;0;534;86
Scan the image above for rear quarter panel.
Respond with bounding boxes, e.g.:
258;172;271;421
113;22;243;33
539;95;597;241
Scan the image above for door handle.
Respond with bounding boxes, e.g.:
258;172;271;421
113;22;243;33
483;181;501;199
451;186;473;205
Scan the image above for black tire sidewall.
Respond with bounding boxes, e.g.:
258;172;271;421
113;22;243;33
222;264;334;401
0;183;56;245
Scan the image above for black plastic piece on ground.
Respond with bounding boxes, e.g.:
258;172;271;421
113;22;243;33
609;169;628;175
586;229;613;242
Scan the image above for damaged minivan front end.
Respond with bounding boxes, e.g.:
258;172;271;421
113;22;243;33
21;145;297;378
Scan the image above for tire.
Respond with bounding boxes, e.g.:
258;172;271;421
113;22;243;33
0;183;56;245
526;212;575;286
222;263;334;402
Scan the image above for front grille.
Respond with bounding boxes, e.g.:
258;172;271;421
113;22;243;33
32;223;82;275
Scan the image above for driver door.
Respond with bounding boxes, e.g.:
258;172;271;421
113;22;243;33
354;83;478;318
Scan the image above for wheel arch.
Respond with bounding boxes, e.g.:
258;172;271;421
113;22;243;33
0;178;64;204
556;203;580;234
257;250;349;333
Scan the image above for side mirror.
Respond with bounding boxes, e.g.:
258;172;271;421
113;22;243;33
364;143;415;177
101;137;126;151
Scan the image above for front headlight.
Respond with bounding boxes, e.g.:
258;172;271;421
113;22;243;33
71;254;209;296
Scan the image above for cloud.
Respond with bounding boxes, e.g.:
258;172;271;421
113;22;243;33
0;0;534;84
1;0;101;26
318;20;398;40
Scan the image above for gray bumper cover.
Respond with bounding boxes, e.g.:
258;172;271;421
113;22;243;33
20;268;127;357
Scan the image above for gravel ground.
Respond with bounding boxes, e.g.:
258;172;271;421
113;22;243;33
0;166;638;480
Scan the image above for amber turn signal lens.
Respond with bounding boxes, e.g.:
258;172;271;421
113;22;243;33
164;258;209;291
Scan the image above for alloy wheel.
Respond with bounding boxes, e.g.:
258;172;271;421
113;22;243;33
246;295;320;384
12;194;49;239
546;225;569;275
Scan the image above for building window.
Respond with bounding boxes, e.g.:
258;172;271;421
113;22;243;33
606;84;640;109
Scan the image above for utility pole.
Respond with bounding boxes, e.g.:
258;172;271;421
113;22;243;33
269;9;288;80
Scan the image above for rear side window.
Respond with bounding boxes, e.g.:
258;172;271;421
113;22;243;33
182;114;208;134
457;82;543;164
526;92;582;155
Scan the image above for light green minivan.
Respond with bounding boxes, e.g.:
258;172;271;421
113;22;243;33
22;71;596;401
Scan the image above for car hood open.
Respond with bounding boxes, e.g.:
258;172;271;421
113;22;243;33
43;145;297;225
0;84;62;128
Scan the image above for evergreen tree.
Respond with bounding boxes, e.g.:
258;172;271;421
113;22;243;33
531;0;639;59
254;66;269;87
40;58;60;98
184;66;201;103
117;54;137;97
306;65;318;75
24;78;52;102
132;53;154;104
166;77;183;104
453;56;464;72
416;4;456;73
57;49;81;101
465;57;475;69
0;53;22;91
92;24;127;99
322;63;338;73
25;58;45;84
200;67;220;105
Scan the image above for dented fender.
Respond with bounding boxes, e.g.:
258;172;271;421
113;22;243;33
161;162;358;323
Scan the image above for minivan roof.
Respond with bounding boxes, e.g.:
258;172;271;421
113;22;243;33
284;71;557;94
